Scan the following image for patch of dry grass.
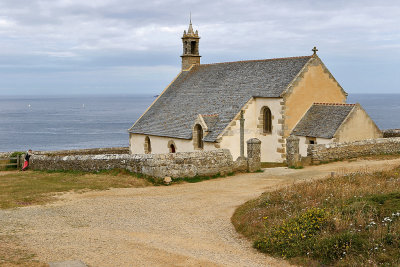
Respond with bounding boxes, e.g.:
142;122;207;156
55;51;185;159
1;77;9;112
0;234;46;266
0;169;150;209
232;166;400;266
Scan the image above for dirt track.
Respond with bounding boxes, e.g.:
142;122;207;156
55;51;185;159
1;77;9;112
1;158;400;267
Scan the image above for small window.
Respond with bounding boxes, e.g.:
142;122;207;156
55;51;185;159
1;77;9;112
306;137;317;145
144;136;151;154
170;144;176;153
263;107;272;133
168;140;177;153
194;124;204;149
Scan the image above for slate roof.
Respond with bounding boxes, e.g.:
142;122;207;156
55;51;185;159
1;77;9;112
201;114;219;132
129;56;312;142
291;103;356;139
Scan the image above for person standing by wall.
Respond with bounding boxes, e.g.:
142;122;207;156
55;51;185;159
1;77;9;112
21;149;32;171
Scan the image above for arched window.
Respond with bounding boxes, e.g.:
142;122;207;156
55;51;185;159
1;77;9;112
168;140;177;153
144;136;151;154
194;124;203;149
263;107;272;133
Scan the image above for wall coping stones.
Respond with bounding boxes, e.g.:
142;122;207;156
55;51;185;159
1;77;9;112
247;138;261;144
32;147;129;156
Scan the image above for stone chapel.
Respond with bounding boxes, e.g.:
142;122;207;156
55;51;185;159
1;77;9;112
128;21;382;163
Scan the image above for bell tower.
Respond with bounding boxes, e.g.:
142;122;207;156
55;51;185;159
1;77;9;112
181;18;201;70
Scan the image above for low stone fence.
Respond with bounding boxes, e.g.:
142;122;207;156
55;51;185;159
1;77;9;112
383;129;400;138
0;152;14;159
286;136;400;166
31;140;262;179
32;150;234;178
308;137;400;163
0;147;129;158
33;147;129;156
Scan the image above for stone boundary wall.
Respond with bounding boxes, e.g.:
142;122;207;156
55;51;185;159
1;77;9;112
0;152;14;159
33;147;129;156
383;129;400;138
31;139;262;179
308;137;400;163
31;149;242;179
0;147;129;158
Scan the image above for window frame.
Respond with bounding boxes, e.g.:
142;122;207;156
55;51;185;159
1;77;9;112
263;107;272;134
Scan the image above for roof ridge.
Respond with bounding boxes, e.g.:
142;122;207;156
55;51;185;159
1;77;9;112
196;55;312;67
313;102;356;106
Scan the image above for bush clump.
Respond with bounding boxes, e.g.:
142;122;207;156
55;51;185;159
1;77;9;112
256;208;329;258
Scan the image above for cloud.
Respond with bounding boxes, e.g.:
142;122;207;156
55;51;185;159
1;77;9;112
0;0;399;94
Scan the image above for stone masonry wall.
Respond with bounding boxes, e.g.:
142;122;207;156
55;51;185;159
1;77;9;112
383;129;400;138
308;137;400;163
286;135;301;167
247;138;261;172
0;147;129;158
0;152;15;159
34;147;129;156
31;149;238;179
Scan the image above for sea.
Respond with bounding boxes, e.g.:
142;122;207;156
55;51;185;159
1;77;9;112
0;94;399;152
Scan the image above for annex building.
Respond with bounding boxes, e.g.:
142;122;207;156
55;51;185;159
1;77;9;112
128;21;382;162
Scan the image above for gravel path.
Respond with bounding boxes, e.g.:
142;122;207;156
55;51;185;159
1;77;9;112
2;158;400;267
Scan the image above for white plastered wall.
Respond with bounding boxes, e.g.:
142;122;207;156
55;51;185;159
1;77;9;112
298;136;332;157
218;98;283;162
130;133;216;154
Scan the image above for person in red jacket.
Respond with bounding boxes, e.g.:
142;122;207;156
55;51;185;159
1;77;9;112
21;149;32;171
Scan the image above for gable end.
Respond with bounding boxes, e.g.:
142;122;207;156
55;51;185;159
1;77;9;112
281;55;347;98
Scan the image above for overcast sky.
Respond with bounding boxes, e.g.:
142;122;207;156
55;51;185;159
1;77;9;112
0;0;399;95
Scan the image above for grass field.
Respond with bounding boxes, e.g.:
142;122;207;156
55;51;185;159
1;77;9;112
0;169;151;209
232;166;400;266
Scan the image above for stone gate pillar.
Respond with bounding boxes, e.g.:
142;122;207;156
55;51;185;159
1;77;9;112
286;135;301;167
247;138;261;172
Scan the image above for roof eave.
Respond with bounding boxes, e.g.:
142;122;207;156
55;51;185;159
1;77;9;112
128;70;185;133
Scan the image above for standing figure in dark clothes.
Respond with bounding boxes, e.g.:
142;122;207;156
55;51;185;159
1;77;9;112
22;149;32;171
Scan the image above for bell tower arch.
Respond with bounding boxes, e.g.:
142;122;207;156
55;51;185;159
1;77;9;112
181;17;201;70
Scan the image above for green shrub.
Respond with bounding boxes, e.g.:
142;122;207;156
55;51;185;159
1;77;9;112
255;207;329;258
312;232;367;264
